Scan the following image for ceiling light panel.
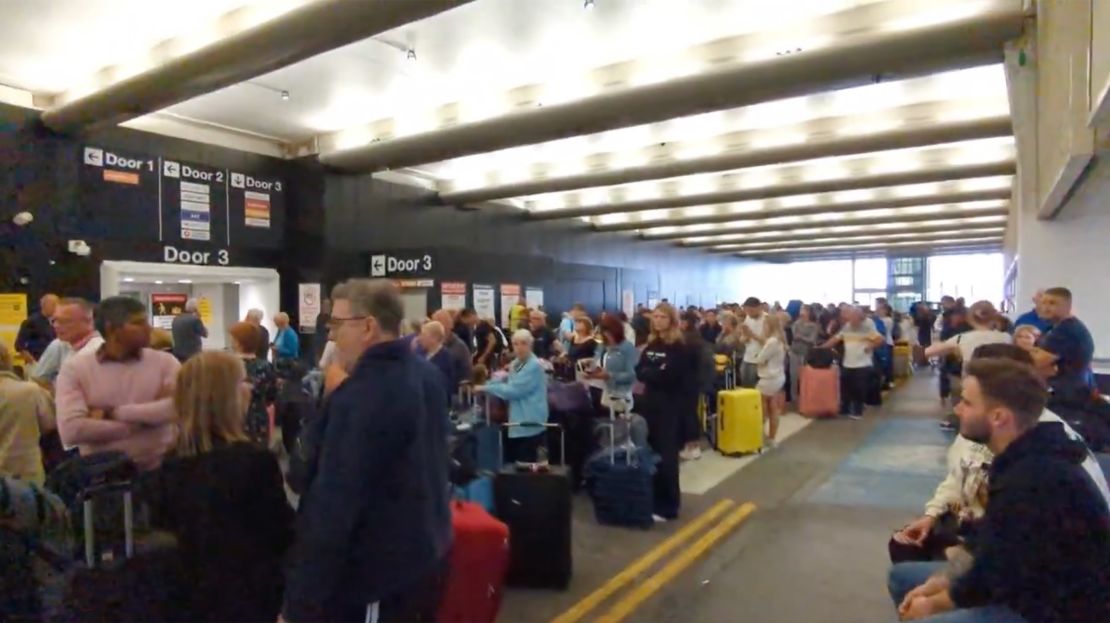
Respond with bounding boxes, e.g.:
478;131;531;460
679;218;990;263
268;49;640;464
526;140;1013;214
707;226;1006;250
636;199;1009;236
737;235;1003;255
683;217;1007;245
8;0;313;101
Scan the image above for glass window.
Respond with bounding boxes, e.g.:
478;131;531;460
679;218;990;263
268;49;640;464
853;258;887;290
926;253;1003;304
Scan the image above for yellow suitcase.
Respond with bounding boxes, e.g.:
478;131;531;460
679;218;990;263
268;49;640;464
716;388;763;456
893;344;911;378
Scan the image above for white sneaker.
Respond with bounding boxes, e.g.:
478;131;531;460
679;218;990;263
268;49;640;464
679;447;699;461
689;447;702;460
652;514;669;523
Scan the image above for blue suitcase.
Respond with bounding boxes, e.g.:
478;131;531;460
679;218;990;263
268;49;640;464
586;407;655;529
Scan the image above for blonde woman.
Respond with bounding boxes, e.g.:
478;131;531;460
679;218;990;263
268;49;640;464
144;351;293;623
750;313;787;446
634;302;692;522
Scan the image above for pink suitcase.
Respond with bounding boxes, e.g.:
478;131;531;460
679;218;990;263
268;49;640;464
799;365;840;418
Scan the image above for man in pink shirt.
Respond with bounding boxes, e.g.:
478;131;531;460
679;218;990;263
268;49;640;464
56;297;180;471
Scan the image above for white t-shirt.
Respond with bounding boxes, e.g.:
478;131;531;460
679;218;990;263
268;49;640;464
741;314;766;364
946;329;1011;364
755;337;785;380
839;318;880;369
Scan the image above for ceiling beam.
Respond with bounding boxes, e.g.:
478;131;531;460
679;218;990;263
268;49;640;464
597;187;1010;236
642;206;1009;240
40;0;471;133
706;227;1005;253
535;161;1014;222
689;222;1007;249
737;235;1002;256
318;3;1023;171
439;116;1012;205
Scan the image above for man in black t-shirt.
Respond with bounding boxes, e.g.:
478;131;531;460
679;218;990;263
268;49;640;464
455;309;478;354
1033;287;1095;397
528;311;557;360
472;318;503;368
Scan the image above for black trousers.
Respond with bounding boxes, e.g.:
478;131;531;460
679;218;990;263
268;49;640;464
841;367;871;416
329;557;450;623
642;392;681;519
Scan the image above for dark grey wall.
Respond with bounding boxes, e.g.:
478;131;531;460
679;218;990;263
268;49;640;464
323;175;751;316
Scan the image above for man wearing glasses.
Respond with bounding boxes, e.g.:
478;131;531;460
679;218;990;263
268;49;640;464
282;279;451;623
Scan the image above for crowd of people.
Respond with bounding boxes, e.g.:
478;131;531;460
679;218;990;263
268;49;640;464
0;279;1106;622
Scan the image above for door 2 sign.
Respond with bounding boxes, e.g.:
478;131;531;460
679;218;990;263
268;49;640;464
370;252;434;277
164;245;229;265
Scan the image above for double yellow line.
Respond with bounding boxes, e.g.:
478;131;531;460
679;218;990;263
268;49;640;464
550;499;756;623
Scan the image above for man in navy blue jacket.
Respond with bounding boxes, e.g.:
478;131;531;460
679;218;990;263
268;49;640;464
895;358;1110;623
282;279;451;623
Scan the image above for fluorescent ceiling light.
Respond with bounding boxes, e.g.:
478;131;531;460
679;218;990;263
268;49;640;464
123;277;135;283
738;236;1002;254
178;279;193;284
154;280;164;285
709;227;1005;250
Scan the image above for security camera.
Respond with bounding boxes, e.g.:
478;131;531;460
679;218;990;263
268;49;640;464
11;212;32;226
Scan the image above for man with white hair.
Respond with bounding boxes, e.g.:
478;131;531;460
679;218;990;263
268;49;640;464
171;297;207;362
245;309;270;360
271;311;300;363
282;279;450;623
32;298;104;386
431;309;472;388
418;320;457;401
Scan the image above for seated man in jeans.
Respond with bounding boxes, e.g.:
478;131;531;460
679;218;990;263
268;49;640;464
888;358;1110;622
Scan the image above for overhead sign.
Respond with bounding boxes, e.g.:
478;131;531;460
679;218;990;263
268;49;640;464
298;283;321;332
163;245;229;266
78;144;285;250
370;251;434;277
525;287;544;311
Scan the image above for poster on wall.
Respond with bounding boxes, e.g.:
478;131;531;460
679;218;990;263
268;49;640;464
525;287;544;311
473;284;496;322
229;171;285;248
622;290;634;317
150;293;187;330
298;283;321;332
0;293;27;363
197;297;213;328
441;282;467;311
500;284;521;328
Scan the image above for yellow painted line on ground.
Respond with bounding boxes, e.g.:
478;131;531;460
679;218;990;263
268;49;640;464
548;499;736;623
592;502;758;623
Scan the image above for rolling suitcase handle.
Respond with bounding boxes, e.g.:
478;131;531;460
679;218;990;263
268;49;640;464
498;422;566;468
78;481;134;568
596;402;633;466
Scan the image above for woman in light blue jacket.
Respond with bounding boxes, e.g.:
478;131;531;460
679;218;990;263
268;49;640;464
479;329;549;463
587;316;639;413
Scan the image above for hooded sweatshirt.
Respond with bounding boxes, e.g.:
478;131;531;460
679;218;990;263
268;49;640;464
950;422;1110;623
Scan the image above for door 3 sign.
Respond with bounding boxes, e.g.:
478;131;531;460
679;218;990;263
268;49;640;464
370;252;434;277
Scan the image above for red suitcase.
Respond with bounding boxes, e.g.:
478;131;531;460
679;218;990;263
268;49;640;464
437;500;510;623
799;365;840;418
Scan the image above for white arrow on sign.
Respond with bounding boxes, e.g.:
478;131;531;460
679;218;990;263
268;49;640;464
371;254;386;277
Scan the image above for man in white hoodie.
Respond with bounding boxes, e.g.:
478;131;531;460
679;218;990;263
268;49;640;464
889;343;1110;564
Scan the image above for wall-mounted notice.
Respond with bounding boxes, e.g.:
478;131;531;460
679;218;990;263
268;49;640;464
622;289;634;317
500;284;521;328
525;287;544;311
0;293;27;362
441;282;467;311
150;293;187;330
197;297;213;328
298;283;321;331
473;284;496;323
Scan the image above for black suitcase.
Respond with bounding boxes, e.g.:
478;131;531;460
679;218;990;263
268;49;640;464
806;348;836;369
66;462;181;623
493;423;572;590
